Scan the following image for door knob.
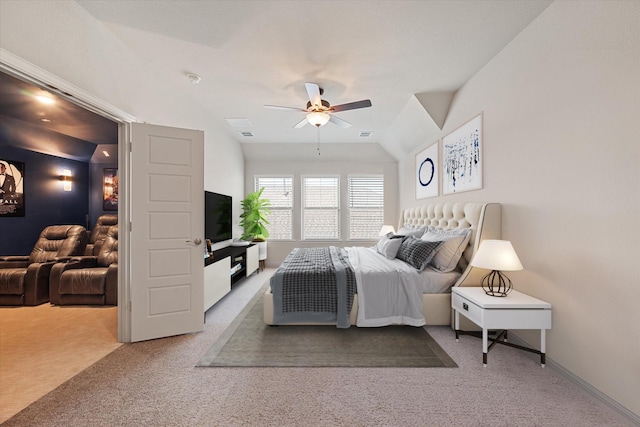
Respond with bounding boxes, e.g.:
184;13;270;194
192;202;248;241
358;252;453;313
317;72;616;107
186;238;202;245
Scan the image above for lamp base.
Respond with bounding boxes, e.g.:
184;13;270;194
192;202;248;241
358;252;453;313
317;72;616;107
481;270;512;297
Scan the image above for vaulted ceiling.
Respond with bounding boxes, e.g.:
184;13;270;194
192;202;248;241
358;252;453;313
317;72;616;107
75;0;552;160
1;1;552;162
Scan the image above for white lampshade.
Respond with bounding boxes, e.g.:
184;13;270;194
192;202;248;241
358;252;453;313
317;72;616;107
307;111;330;127
379;225;396;236
470;240;523;271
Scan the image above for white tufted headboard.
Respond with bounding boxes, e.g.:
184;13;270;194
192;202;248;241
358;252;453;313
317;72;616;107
399;202;501;288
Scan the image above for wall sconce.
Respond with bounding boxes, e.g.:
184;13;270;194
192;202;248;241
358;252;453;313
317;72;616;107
59;169;72;191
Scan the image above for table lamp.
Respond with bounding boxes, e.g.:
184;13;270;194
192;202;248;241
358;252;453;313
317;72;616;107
379;225;396;236
470;240;523;297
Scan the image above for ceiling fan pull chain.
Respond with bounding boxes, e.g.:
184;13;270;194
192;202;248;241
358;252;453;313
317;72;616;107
317;127;321;156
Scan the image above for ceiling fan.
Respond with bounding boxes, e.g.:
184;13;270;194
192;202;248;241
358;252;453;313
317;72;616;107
265;82;372;129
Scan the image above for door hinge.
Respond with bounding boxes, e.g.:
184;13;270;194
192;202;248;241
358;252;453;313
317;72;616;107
128;141;132;152
129;221;132;232
128;300;132;312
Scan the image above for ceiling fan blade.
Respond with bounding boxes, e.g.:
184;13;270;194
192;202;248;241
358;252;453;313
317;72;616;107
329;114;352;129
304;82;322;108
330;99;372;112
293;117;309;128
264;104;306;112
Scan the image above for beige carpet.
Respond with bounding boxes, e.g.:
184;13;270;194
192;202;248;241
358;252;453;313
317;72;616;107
0;304;120;423
1;272;634;426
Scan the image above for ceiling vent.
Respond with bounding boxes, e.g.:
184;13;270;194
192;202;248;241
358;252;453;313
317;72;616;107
359;131;373;138
239;131;254;137
225;118;253;128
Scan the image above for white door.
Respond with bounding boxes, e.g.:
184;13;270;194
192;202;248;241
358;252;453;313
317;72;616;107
130;123;204;342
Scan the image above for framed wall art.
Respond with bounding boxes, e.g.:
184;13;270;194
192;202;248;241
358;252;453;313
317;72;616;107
103;168;118;211
415;142;439;199
442;113;482;195
0;159;25;217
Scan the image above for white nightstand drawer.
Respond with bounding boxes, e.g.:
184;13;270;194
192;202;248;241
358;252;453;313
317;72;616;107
452;292;483;325
483;308;552;330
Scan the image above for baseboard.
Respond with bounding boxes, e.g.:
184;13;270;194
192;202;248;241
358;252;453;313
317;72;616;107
509;333;640;425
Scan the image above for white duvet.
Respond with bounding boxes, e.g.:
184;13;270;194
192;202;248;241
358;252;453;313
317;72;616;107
346;246;459;327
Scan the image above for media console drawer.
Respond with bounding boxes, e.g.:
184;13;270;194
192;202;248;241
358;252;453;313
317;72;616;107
204;256;230;312
204;243;259;314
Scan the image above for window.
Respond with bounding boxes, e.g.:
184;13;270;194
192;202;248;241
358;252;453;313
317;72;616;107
302;176;339;240
348;175;384;239
254;176;293;240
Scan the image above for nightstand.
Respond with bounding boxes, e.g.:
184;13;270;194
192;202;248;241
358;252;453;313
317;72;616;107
452;287;552;367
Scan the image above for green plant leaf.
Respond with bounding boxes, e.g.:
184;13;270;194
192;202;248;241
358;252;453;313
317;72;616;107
239;187;271;241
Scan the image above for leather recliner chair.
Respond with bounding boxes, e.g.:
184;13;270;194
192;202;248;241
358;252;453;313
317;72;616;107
49;225;118;306
84;214;118;256
0;225;88;306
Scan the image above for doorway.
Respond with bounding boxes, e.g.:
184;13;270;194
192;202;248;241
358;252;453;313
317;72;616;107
1;53;207;344
0;65;127;422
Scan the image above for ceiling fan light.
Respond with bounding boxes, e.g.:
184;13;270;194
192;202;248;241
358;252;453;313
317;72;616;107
307;111;330;127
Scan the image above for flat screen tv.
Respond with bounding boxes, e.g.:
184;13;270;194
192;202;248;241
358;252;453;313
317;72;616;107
205;191;232;243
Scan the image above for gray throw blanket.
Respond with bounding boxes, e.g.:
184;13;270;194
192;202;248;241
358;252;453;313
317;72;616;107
270;246;356;328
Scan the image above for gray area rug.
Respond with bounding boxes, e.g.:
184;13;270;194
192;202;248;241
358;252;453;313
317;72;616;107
197;286;457;368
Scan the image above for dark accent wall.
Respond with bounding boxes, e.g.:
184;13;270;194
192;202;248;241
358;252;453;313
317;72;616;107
0;145;90;256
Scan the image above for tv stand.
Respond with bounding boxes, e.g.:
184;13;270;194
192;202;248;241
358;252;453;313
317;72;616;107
204;243;259;313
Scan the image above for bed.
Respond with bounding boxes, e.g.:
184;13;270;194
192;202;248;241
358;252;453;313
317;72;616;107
263;202;501;327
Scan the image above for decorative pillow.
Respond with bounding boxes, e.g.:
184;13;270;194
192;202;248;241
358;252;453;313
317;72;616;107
375;232;404;259
396;225;426;238
421;227;472;273
396;236;443;272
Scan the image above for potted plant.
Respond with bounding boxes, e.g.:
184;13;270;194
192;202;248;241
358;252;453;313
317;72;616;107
240;187;271;269
240;187;271;242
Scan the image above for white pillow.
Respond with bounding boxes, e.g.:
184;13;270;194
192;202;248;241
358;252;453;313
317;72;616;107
375;232;404;259
396;225;426;238
421;227;472;273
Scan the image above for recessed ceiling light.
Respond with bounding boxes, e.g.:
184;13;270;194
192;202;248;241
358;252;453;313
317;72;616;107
35;95;55;105
102;150;110;157
40;118;51;123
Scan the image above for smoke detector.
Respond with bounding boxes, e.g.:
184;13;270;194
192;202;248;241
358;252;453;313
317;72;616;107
186;73;201;84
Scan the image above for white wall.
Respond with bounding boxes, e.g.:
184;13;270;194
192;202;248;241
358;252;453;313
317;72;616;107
0;0;245;222
398;1;640;417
